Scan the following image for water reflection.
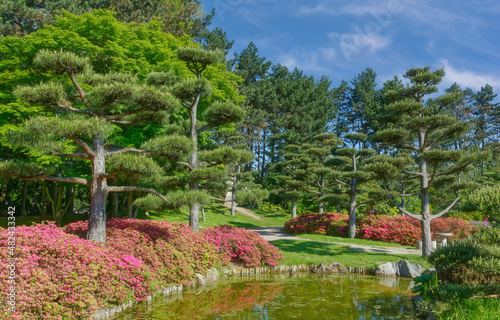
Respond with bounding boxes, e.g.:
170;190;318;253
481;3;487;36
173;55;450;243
114;274;415;320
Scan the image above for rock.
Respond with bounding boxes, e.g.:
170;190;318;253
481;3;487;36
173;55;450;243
422;267;436;276
311;262;348;274
205;267;220;283
194;273;207;286
374;260;425;278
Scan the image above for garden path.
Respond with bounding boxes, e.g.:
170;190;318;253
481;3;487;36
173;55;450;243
222;204;262;220
252;227;422;255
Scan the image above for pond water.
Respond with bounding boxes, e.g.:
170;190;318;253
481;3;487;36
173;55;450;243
113;274;416;320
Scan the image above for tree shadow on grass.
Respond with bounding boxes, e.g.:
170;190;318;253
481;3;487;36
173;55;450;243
271;239;419;262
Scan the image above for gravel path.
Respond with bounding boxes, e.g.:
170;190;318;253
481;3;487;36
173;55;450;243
251;226;422;256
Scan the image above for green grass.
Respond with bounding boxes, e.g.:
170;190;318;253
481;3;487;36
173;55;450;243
293;233;416;249
138;203;291;229
439;299;500;320
270;239;431;269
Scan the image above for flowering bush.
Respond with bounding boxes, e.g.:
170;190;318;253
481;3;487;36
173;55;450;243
0;219;221;320
202;225;284;267
285;213;477;246
285;213;349;237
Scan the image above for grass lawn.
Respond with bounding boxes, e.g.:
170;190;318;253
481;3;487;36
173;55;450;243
293;233;416;249
271;239;431;269
439;298;500;320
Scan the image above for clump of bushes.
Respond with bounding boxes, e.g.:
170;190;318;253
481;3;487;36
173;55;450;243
429;227;500;286
0;219;285;319
285;213;477;246
284;213;348;237
202;225;284;267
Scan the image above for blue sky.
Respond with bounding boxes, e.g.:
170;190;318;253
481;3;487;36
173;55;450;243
202;0;500;94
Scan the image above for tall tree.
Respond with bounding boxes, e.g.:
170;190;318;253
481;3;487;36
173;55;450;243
1;49;191;244
172;47;245;231
0;0;214;37
373;66;485;257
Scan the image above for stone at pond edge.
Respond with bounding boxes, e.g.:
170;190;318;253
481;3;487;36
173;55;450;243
195;267;220;286
422;267;436;276
374;260;425;277
310;262;348;274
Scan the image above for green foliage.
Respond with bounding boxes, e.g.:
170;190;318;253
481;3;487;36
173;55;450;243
13;82;65;106
0;160;45;178
141;134;193;160
170;78;212;101
203;101;246;128
465;185;500;217
34;49;89;74
237;188;270;207
177;47;224;67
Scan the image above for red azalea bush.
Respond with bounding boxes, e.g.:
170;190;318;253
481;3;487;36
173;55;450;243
0;219;221;320
285;213;477;246
284;213;349;237
202;225;284;267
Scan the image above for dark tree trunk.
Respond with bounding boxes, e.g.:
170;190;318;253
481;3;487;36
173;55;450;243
127;191;134;218
109;179;119;217
65;185;74;215
291;200;297;218
318;175;325;215
41;180;47;218
21;181;28;216
348;178;357;239
87;135;108;245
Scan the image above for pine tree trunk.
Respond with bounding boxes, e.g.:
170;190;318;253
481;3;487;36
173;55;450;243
65;185;74;215
202;204;206;222
120;193;127;216
231;166;238;217
21;181;28;216
127;191;134;218
291;200;297;218
41;180;47;218
109;179;119;217
188;95;200;231
318;175;325;215
420;149;433;257
87;134;108;245
348;179;357;239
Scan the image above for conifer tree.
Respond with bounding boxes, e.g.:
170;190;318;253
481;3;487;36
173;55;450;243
303;133;342;214
331;133;376;238
171;47;245;231
275;145;309;218
1;50;191;244
373;66;486;257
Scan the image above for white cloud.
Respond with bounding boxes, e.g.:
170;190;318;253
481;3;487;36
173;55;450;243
296;4;338;16
277;46;336;75
439;60;500;90
336;33;391;56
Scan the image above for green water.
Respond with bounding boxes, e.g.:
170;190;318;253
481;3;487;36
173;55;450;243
113;274;416;320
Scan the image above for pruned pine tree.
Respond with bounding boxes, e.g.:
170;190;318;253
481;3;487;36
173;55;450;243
331;133;376;238
172;47;245;231
303;133;342;215
373;66;487;257
275;145;309;218
2;50;192;245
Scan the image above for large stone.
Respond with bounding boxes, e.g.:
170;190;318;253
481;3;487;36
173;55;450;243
195;267;220;286
374;260;425;278
311;262;348;274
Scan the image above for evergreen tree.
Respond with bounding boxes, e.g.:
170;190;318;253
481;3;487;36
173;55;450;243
331;133;376;238
373;66;485;257
0;50;192;244
303;133;342;214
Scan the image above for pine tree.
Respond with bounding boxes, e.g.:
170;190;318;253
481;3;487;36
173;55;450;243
1;50;191;244
373;66;486;257
172;47;245;231
331;133;376;238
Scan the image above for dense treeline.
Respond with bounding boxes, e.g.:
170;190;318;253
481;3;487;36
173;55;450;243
1;4;499;249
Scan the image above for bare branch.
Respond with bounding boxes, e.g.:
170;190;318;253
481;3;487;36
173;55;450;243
210;197;227;202
108;186;168;202
383;183;422;220
52;152;91;160
334;178;351;187
108;119;133;125
100;166;122;179
68;72;90;109
68;136;95;156
431;196;460;219
176;161;192;170
435;163;471;177
402;168;423;176
197;125;209;134
105;107;146;121
106;148;149;157
57;103;94;116
18;173;90;187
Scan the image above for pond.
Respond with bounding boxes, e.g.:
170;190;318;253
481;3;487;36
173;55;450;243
113;274;416;320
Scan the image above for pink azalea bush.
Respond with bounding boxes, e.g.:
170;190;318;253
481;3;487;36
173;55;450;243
285;213;477;246
284;213;349;237
0;219;221;320
202;225;284;267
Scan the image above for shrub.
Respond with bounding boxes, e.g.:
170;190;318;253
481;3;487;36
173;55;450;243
284;213;349;237
0;219;221;320
202;225;284;267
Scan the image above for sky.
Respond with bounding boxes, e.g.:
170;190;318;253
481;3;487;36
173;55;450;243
202;0;500;95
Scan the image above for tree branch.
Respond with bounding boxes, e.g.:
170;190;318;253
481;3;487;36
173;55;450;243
108;186;168;202
17;173;90;187
57;103;94;116
106;148;149;157
402;168;423;176
197;125;210;134
176;161;192;170
108;119;133;125
383;183;422;220
210;197;227;202
52;152;91;160
68;137;95;156
68;72;90;109
105;107;146;120
431;195;460;219
334;178;351;187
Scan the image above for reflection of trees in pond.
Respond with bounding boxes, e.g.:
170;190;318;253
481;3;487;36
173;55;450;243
148;282;284;320
115;275;414;320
